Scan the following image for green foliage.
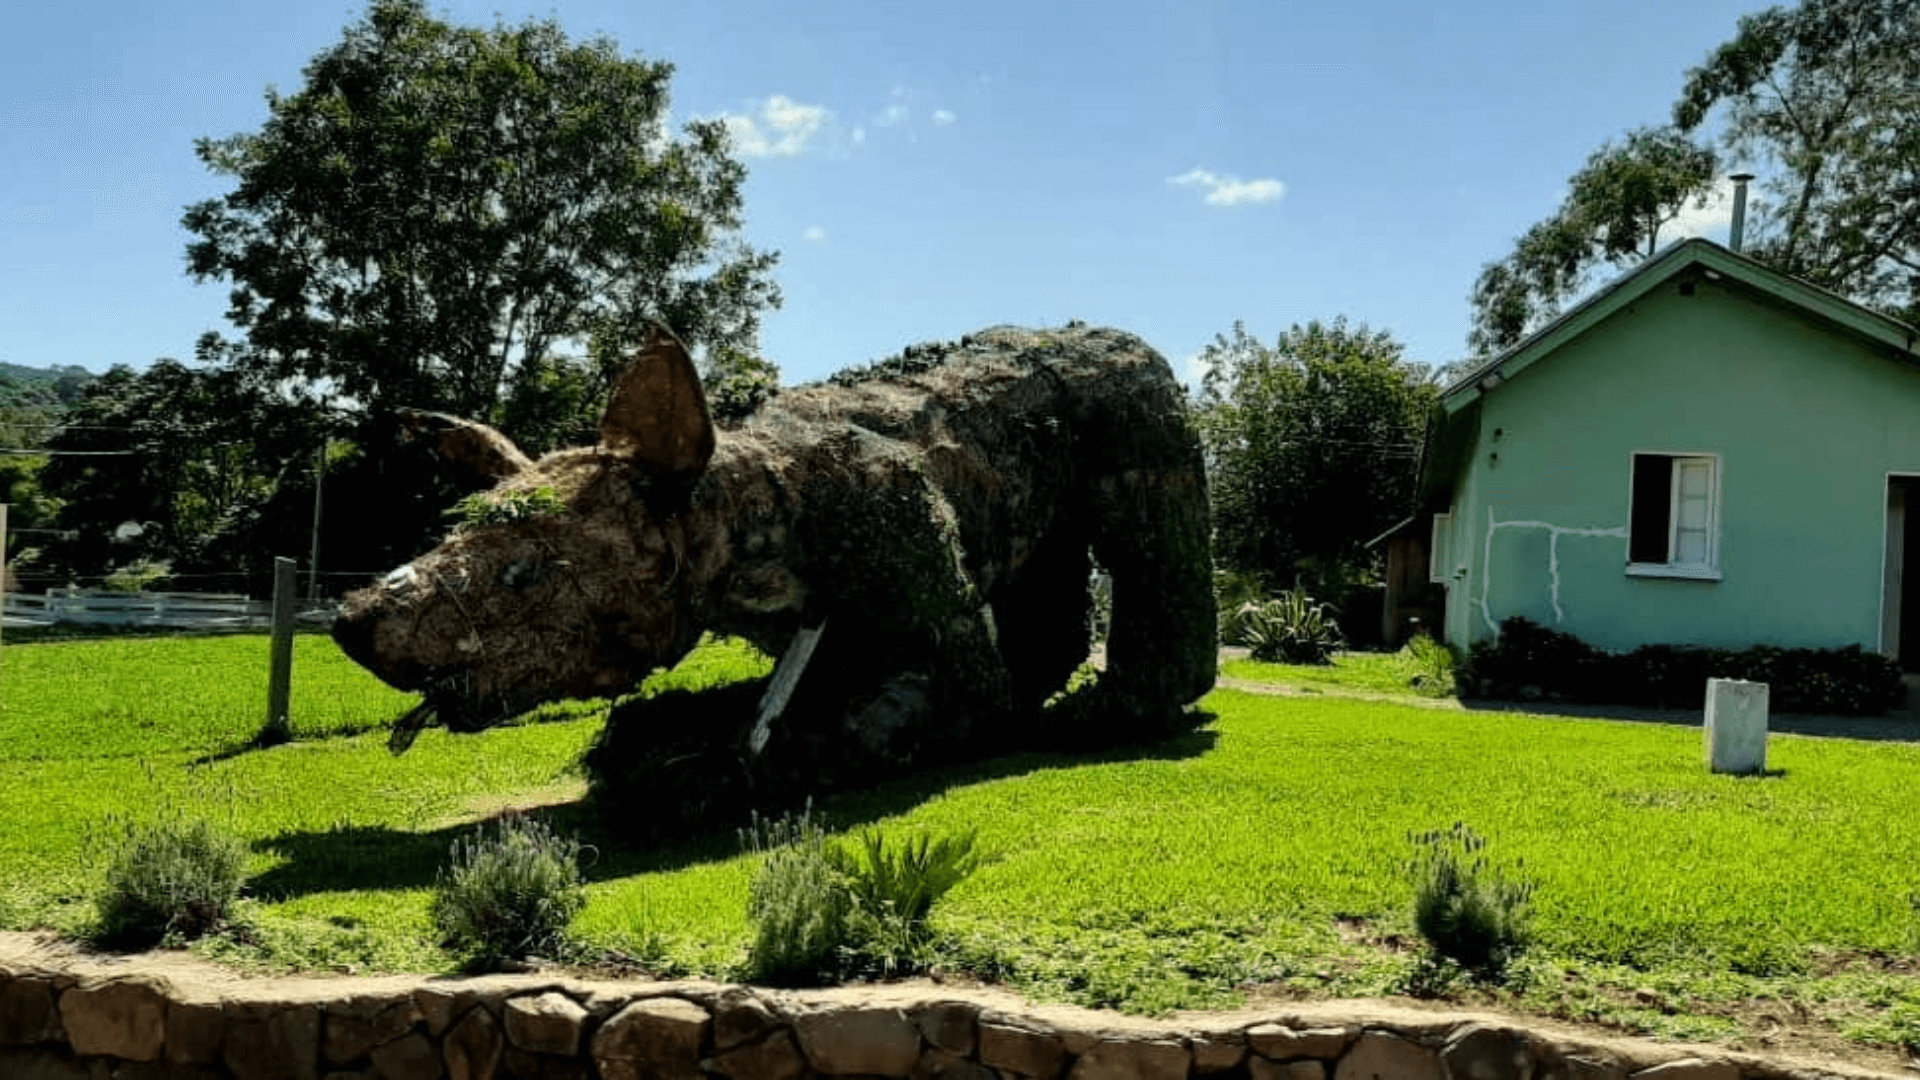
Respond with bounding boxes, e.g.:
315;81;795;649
91;783;248;948
703;348;782;425
0;363;91;412
182;0;781;444
1461;617;1905;715
0;455;61;572
1469;126;1718;354
37;359;329;589
739;805;854;986
1237;588;1345;664
1194;319;1437;589
430;812;587;963
98;559;172;594
1402;634;1457;697
1477;2;1920;352
1674;0;1920;319
448;486;568;530
1213;569;1267;644
1407;823;1535;986
829;827;984;976
738;808;985;984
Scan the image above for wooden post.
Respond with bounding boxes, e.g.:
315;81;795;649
258;556;297;746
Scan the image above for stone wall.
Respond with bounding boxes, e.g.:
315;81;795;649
0;933;1889;1080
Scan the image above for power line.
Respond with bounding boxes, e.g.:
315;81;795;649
0;448;137;456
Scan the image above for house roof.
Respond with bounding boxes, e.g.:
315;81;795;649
1439;237;1920;415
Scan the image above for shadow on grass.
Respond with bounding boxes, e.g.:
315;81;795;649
1460;696;1920;743
245;714;1219;901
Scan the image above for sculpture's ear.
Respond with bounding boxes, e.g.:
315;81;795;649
398;410;532;483
599;324;716;479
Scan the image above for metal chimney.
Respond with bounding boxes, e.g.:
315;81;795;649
1728;173;1755;253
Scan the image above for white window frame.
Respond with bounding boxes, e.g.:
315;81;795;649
1428;512;1452;584
1625;450;1722;581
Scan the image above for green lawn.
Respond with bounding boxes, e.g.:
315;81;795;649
1219;650;1433;696
3;631;1920;1055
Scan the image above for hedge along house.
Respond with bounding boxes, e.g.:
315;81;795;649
1427;236;1920;663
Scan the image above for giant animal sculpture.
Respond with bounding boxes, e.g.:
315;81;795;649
334;323;1216;826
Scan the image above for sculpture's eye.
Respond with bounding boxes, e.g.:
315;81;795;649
498;558;564;590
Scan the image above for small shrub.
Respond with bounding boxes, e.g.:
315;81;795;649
1400;633;1457;697
740;804;854;986
1240;588;1344;664
95;812;247;947
828;827;985;976
1407;822;1534;985
431;812;586;963
1214;569;1268;644
1460;617;1904;715
100;559;171;594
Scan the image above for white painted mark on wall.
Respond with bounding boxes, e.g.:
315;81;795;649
1477;506;1628;635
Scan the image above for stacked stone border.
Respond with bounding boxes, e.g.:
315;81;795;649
0;935;1892;1080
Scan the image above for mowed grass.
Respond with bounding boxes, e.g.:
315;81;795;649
1219;651;1425;696
4;631;1920;1052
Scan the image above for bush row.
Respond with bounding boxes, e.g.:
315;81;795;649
1460;617;1904;716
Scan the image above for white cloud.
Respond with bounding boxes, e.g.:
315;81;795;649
852;125;866;144
803;225;828;242
722;94;831;158
1168;167;1286;207
931;109;956;126
878;102;909;127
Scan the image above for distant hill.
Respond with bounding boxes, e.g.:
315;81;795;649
0;363;94;410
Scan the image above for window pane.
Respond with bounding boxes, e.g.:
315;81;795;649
1630;455;1673;563
1673;459;1712;565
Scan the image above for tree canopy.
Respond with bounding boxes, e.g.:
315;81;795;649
1469;0;1920;354
36;361;330;589
1674;0;1920;314
1194;319;1438;595
1469;127;1719;355
182;0;781;445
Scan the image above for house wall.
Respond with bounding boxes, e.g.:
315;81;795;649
1442;276;1920;655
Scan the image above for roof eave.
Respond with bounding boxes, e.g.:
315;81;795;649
1440;239;1920;414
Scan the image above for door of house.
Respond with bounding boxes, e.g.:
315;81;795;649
1882;477;1920;668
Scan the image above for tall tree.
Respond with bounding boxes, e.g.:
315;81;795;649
1469;127;1719;354
182;0;781;443
1194;319;1438;593
1470;0;1920;355
1674;0;1920;315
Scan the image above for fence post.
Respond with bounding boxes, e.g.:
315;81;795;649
258;556;297;746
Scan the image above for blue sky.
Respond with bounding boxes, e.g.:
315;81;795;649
2;0;1766;389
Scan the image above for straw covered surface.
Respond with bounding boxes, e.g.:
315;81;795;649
336;324;1216;825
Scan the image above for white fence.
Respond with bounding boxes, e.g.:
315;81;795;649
2;589;336;630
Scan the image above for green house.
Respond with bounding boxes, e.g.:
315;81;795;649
1427;238;1920;663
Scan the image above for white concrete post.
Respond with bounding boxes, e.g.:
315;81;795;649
1705;678;1769;775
